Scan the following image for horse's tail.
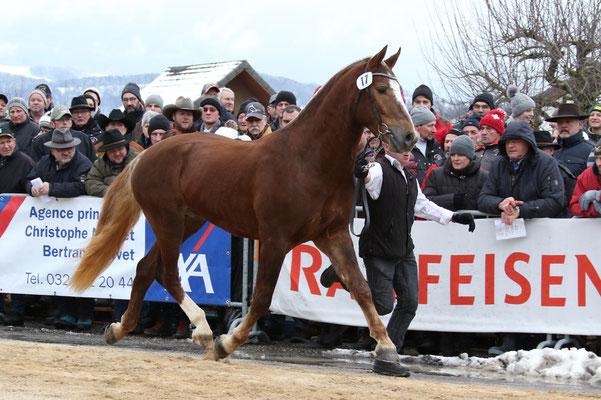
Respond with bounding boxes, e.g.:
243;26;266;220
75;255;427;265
70;153;144;293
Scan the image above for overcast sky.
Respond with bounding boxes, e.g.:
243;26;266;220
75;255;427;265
3;0;451;95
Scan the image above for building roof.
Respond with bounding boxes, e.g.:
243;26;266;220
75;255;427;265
140;60;274;106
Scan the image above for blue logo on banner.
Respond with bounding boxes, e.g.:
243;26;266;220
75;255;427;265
144;222;231;305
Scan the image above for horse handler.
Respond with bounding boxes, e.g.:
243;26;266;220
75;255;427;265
322;140;475;364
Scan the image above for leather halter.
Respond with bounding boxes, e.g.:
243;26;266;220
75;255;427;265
353;63;400;140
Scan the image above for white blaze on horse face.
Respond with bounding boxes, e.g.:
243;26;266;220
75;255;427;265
388;78;408;115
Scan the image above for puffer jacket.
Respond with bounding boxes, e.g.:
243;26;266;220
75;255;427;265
423;157;488;211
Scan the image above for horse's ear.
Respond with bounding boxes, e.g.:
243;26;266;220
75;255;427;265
367;45;388;71
384;47;401;69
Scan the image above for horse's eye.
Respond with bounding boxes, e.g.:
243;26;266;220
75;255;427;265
376;87;387;94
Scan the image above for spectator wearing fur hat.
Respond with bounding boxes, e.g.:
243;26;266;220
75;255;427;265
0;97;39;157
423;135;488;211
412;84;453;148
145;94;163;114
270;90;296;132
460;114;482;146
470;92;495;117
28;89;47;124
506;85;536;124
569;145;601;217
476;109;506;172
545;103;594;177
409;105;445;185
30;105;97;163
199;96;222;133
121;82;145;138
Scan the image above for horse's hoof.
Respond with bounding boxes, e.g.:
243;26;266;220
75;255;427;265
213;335;230;360
104;324;118;345
374;346;399;362
373;358;411;377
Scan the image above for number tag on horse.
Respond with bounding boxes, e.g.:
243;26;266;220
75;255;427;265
356;72;373;90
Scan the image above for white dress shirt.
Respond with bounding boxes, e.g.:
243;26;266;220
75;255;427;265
364;154;453;225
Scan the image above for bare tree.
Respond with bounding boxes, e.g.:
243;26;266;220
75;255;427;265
424;0;601;118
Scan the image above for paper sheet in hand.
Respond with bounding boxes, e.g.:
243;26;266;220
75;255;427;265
495;218;526;240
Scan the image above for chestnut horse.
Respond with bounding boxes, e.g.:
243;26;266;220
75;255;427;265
70;46;417;376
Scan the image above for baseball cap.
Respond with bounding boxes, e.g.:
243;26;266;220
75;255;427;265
244;102;266;120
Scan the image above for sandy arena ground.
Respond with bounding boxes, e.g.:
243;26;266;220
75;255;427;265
1;339;600;400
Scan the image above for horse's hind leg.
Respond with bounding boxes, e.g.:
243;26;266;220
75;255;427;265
314;231;409;377
105;245;160;345
212;241;286;360
153;213;214;350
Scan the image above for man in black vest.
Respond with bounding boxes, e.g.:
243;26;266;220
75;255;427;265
321;141;475;372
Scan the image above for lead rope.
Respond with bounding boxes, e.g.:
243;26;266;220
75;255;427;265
350;137;384;236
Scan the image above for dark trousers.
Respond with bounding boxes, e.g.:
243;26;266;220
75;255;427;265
363;251;418;351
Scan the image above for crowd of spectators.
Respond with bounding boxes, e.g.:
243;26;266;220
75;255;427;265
0;79;600;357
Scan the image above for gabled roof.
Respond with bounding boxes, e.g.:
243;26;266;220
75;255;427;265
140;60;274;105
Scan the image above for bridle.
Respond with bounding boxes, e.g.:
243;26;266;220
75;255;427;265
350;63;403;236
353;63;401;144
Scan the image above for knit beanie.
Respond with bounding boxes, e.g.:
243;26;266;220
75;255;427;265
142;110;160;127
7;97;29;115
121;82;142;103
479;109;506;135
412;84;433;104
410;105;436;126
461;113;482;129
237;97;258;117
84;87;102;105
595;146;601;156
199;96;222;115
28;89;47;107
507;85;536;117
471;92;495;110
145;94;164;109
450;135;475;159
148;114;172;134
275;90;296;105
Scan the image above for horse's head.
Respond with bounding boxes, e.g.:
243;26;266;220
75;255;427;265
354;46;417;153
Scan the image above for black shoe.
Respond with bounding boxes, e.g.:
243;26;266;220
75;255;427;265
3;314;24;326
319;265;348;291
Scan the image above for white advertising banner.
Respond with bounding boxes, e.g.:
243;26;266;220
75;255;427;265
0;195;145;299
271;218;601;336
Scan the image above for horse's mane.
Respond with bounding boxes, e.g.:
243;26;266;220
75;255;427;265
298;57;369;118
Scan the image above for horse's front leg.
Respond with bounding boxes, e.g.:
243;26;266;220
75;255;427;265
315;230;410;377
211;240;286;360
